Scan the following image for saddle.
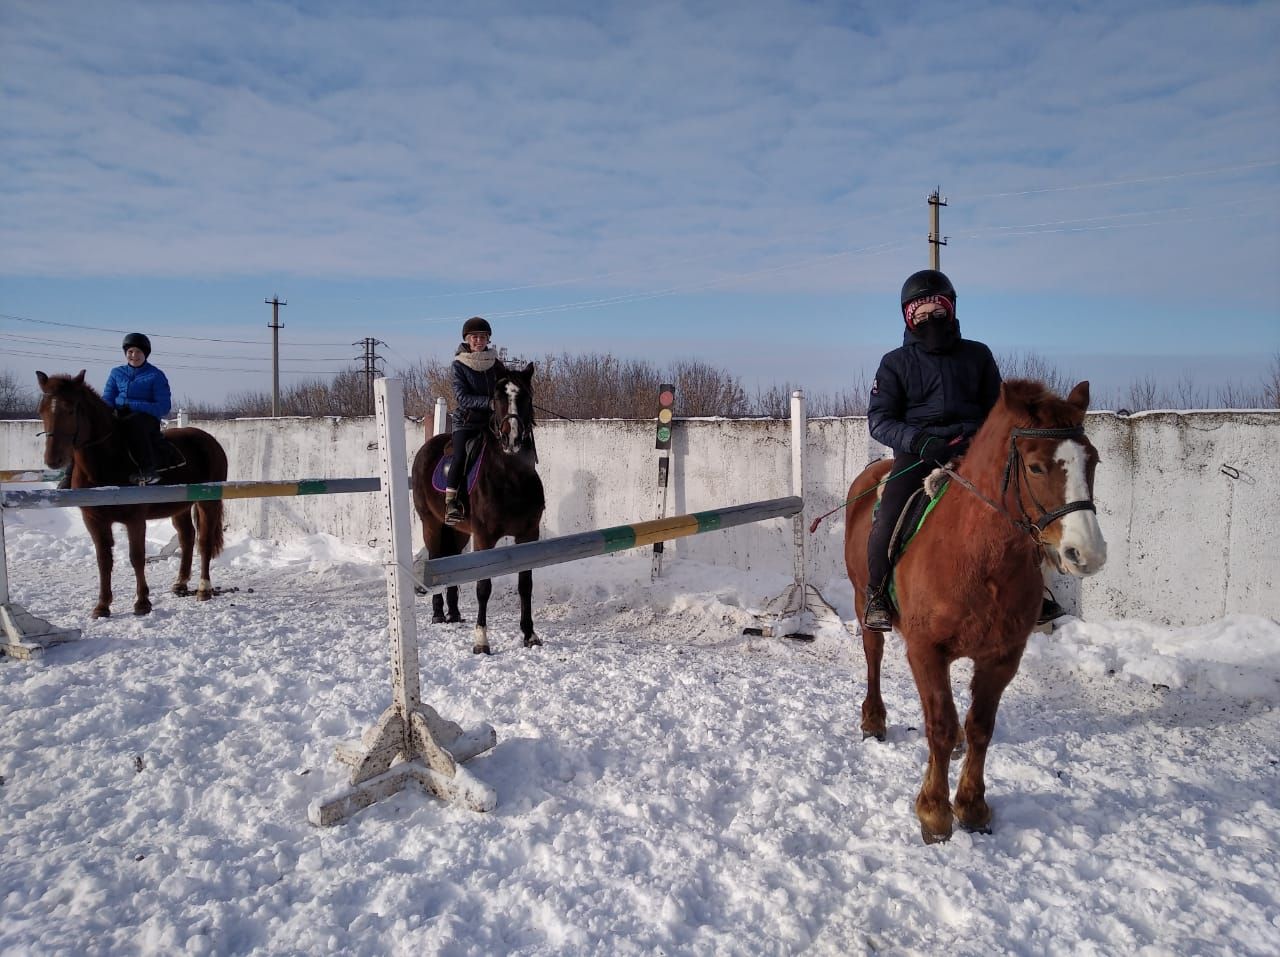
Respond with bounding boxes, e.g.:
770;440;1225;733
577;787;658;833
879;472;950;610
430;436;486;495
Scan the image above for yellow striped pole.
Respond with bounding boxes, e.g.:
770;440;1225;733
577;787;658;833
419;496;802;590
1;477;380;510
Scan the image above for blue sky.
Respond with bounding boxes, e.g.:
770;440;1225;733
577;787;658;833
2;0;1278;408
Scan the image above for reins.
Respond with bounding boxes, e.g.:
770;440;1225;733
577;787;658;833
808;425;1097;541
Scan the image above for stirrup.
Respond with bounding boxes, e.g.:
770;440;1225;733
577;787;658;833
863;590;893;632
1038;590;1066;625
444;499;466;526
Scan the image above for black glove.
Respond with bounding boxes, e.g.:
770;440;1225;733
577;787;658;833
911;432;954;467
114;404;131;418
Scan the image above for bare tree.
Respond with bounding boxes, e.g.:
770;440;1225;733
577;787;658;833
995;350;1077;396
1125;375;1163;412
0;370;36;419
1265;353;1280;409
665;359;748;417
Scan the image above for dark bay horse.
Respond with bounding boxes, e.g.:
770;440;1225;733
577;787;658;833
411;361;545;655
844;379;1107;844
36;371;228;618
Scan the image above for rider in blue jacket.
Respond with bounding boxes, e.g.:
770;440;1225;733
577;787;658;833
863;270;1003;631
102;332;172;484
444;317;499;525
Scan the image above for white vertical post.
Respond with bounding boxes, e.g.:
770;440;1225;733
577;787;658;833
790;390;806;591
308;378;496;826
0;494;82;660
432;396;449;437
377;379;422;716
177;408;189;428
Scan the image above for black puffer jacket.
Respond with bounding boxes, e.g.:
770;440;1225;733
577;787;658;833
867;325;1002;454
451;344;499;430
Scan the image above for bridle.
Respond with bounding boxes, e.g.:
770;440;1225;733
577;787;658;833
38;393;115;459
944;425;1096;540
490;383;537;459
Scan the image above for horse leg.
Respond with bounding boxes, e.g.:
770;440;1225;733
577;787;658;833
194;502;219;600
125;519;151;616
514;529;540;647
472;534;495;655
171;508;195;596
905;642;960;844
860;629;887;740
424;518;465;623
954;649;1023;835
87;516;114;618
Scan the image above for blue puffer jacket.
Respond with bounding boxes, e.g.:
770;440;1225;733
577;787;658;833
451;345;499;430
867;325;1002;454
102;362;172;419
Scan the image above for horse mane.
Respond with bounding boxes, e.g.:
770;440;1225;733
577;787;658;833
960;378;1087;496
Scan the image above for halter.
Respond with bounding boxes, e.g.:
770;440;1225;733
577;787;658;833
38;394;114;455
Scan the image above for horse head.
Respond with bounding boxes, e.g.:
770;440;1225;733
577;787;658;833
35;370;111;470
996;378;1107;578
491;362;538;460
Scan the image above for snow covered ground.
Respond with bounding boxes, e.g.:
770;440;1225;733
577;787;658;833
2;503;1279;956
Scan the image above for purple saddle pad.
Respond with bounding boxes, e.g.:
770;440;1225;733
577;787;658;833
431;446;484;494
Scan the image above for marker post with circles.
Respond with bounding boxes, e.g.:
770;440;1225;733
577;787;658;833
651;384;676;580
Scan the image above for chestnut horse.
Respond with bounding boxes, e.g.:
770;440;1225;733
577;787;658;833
36;371;228;618
410;361;545;654
844;379;1107;844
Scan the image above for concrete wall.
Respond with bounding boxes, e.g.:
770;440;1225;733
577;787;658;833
4;409;1277;626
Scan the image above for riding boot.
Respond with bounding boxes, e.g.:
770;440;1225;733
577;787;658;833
863;581;894;632
444;488;465;525
1038;589;1066;624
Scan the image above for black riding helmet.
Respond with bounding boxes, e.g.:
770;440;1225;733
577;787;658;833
461;316;492;338
900;270;957;312
122;332;152;357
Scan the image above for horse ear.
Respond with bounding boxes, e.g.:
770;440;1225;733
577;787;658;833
1066;380;1090;412
74;370;87;385
36;371;49;387
522;362;535;379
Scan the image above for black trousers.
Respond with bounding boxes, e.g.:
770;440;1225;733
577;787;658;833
446;427;482;491
121;412;163;472
866;450;927;592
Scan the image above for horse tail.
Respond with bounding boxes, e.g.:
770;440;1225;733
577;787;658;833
198;430;229;559
201;499;226;558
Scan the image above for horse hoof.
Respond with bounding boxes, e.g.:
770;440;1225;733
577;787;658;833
919;824;953;845
523;635;542;648
446;613;464;624
472;645;491;655
431;613;447;624
959;821;993;835
172;583;190;596
133;602;152;616
92;607;111;619
862;730;887;742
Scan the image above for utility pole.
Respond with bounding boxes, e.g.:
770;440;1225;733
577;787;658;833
265;296;287;416
928;188;948;269
353;337;386;415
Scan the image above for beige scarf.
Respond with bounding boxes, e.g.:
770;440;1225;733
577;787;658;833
455;346;497;372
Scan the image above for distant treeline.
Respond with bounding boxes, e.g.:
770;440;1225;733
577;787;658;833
4;351;1278;420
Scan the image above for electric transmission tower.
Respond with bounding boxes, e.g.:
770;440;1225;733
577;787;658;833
353;337;387;415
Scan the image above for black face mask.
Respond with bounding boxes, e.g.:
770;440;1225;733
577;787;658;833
916;319;960;354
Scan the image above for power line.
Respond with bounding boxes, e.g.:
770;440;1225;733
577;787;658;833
0;311;352;346
0;331;351;362
2;346;351;375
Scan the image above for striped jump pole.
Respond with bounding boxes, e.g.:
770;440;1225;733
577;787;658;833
1;479;380;661
419;496;803;591
1;477;380;510
0;468;67;483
